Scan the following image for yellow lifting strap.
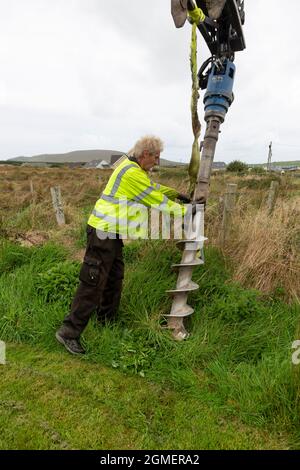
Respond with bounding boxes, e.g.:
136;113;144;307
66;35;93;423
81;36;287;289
188;6;206;25
188;17;202;196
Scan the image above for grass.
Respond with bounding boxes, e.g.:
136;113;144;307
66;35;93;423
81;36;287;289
0;239;300;449
222;201;300;300
1;166;299;297
0;166;300;449
0;343;291;450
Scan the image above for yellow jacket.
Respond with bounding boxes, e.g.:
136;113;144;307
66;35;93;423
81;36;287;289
88;157;186;238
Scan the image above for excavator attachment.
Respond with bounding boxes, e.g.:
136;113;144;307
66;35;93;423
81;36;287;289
168;0;246;340
171;0;245;57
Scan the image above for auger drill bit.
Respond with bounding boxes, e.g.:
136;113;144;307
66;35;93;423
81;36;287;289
166;59;236;341
166;206;205;341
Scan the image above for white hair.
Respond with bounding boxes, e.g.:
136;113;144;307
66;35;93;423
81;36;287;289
132;135;164;158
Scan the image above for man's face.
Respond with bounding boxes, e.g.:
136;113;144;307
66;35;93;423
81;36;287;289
139;150;160;171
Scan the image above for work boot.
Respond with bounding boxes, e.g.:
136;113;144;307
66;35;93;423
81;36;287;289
206;0;226;20
171;0;188;28
55;330;85;355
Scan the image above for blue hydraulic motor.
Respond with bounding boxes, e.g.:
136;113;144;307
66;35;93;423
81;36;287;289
193;59;236;201
204;59;235;122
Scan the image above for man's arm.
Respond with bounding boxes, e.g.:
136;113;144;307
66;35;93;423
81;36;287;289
151;181;179;200
124;169;186;216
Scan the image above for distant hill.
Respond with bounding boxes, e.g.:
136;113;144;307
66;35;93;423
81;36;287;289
7;149;182;167
8;150;123;164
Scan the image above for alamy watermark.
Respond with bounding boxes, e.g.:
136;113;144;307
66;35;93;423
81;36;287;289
0;340;6;365
93;201;206;245
292;340;300;365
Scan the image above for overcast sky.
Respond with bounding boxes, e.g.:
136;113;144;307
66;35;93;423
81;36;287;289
0;0;299;163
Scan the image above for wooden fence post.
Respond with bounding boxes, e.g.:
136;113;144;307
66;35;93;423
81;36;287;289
29;180;34;195
50;186;65;226
0;340;5;365
220;183;237;246
267;181;279;215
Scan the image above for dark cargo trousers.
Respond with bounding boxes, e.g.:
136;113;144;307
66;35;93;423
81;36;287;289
60;226;124;339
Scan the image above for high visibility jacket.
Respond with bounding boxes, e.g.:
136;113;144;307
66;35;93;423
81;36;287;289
88;157;186;238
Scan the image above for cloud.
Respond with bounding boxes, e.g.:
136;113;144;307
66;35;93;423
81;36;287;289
0;0;299;163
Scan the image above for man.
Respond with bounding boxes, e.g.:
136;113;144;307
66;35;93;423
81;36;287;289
55;135;192;355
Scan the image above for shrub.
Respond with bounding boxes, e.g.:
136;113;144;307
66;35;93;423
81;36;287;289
250;166;266;175
35;261;80;305
227;160;248;173
205;284;266;323
111;329;158;376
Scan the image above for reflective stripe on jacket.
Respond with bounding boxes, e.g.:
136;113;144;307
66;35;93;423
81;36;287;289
87;157;186;237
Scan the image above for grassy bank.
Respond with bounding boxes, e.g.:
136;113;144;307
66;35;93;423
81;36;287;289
0;239;299;448
0;343;289;450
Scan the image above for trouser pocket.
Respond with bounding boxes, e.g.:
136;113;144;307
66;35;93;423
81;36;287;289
79;256;102;286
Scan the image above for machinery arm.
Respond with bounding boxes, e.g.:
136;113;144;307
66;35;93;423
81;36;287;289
172;0;245;58
194;0;245;57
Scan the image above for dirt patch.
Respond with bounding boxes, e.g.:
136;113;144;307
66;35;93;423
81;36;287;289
15;231;49;247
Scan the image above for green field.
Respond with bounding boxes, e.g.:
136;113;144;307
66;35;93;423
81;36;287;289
0;239;300;449
251;161;300;168
1;165;300;449
0;342;291;450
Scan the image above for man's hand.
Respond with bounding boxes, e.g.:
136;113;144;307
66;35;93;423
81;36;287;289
192;197;207;215
193;196;206;205
177;193;191;203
